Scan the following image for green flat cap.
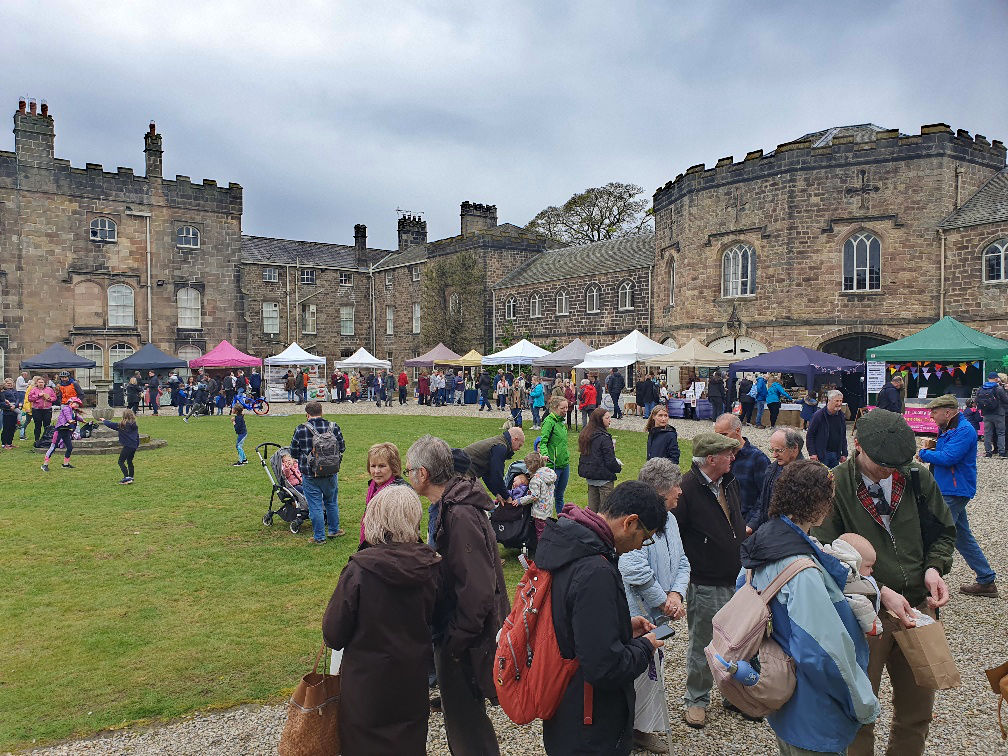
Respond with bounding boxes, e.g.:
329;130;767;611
693;432;742;458
857;409;916;467
926;394;959;410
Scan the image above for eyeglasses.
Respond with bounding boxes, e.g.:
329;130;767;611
769;446;786;454
403;467;417;476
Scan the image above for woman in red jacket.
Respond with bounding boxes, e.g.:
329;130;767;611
417;371;430;406
578;378;597;427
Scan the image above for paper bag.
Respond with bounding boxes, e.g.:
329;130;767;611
893;620;961;689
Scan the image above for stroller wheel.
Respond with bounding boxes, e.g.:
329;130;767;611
290;519;301;534
263;514;273;526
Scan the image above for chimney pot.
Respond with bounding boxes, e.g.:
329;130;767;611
29;99;37;115
149;121;156;135
40;102;48;117
354;223;367;250
18;98;26;113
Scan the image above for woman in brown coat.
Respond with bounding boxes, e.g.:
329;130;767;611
322;485;441;755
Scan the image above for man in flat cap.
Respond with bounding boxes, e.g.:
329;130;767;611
674;432;745;729
918;395;996;597
815;409;956;756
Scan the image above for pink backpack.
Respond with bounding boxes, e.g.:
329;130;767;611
704;557;817;718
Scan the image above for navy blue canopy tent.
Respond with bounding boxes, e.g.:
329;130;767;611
112;343;188;372
20;343;97;370
729;345;862;389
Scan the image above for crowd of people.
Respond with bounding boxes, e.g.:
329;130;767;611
300;381;996;756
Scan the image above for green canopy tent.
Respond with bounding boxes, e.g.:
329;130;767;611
866;317;1008;400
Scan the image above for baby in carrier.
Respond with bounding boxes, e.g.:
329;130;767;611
819;532;882;637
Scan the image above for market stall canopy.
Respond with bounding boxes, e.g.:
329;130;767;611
729;345;862;389
482;339;550;366
443;349;484;367
532;338;592;368
574;330;675;369
404;343;461;368
264;342;326;366
20;343;97;370
646;338;734;368
865;317;1008;364
334;347;391;370
112;343;188;372
188;340;262;368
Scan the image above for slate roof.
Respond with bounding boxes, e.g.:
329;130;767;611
372;244;430;271
938;168;1008;230
794;124;896;148
241;234;392;269
372;223;547;270
492;234;655;290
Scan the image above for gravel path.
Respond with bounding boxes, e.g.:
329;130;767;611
15;403;1008;755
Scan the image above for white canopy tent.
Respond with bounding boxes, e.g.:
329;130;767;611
574;330;675;369
264;342;326;366
334;347;392;371
645;338;733;368
482;339;550;366
263;342;327;402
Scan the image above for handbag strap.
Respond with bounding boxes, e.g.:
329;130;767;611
761;557;817;604
311;643;327;674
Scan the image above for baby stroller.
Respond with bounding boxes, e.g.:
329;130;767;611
490;459;534;551
256;442;310;534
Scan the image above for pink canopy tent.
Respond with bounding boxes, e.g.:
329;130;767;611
188;340;262;368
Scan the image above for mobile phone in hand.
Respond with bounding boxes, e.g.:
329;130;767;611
653;622;676;641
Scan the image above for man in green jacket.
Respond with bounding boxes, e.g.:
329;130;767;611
814;409;956;756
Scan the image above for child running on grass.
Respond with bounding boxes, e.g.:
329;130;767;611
101;410;140;484
42;397;85;472
359;442;407;544
232;405;248;466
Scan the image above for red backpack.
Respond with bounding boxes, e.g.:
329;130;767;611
494;561;590;725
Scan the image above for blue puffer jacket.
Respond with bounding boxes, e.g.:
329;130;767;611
766;381;793;404
739;517;878;753
754;376;768;401
918;411;977;499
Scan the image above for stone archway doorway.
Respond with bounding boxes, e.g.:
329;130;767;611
819;333;891;362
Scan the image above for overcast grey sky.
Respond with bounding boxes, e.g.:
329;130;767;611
2;1;1005;250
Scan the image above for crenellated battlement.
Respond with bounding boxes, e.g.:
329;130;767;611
654;122;1007;212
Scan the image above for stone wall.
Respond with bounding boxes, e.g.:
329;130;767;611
651;124;1007;352
943;221;1008;338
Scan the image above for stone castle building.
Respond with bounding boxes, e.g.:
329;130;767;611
0;98;243;386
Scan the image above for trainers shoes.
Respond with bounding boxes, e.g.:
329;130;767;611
960;581;998;597
62;463;74;469
41;463;48;472
328;529;347;538
232;461;244;466
118;478;130;485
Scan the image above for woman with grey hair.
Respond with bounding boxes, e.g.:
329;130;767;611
619;458;691;753
322;485;441;755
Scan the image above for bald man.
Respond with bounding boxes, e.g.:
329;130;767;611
463;427;526;503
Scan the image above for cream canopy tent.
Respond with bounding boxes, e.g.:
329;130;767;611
482;339;550;366
264;342;326;366
645;338;733;368
443;349;484;367
334;347;392;370
574;330;675;369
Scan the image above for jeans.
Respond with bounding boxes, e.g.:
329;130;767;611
531;405;541;426
119;447;136;478
684;583;735;707
235;432;247;463
303;474;339;541
944;495;996;584
821;450;841;468
642;400;656;420
553;464;569;515
754;400;766;426
610;391;622;418
511;408;523;427
287;389;294;402
981;412;1005;454
150;393;159;415
446;388;454;404
776;736;845;756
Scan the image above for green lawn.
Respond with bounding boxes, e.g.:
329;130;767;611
0;411;690;750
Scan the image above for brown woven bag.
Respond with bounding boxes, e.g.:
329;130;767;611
278;644;341;756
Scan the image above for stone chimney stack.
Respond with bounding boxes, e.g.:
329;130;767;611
354;224;367;250
460;201;498;235
144;121;163;179
397;214;428;251
14;97;55;167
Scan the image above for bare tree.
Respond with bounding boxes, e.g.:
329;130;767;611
525;182;653;244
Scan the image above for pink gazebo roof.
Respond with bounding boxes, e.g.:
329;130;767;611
189;340;262;368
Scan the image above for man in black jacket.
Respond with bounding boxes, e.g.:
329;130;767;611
537;482;667;755
635;373;659;419
606;367;626;419
707;372;727;419
875;374;904;413
674;432;745;729
463;427;525;503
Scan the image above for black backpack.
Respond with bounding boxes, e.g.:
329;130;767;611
976;387;1000;414
303;421;343;477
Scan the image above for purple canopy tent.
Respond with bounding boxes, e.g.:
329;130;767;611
728;345;862;390
404;343;461;369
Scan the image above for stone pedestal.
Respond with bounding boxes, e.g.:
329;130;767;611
92;379;113;416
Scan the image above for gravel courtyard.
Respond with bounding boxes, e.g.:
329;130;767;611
18;402;1008;755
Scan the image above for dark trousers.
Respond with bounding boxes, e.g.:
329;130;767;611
610;391;622;418
399;386;407;404
56;427;73;458
1;413;17;445
433;647;500;756
119;447;136;478
740;399;755;424
32;407;52;442
767;401;782;427
710;398;724;419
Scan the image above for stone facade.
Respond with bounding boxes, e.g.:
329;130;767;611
0;99;243;384
651;123;1008;360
